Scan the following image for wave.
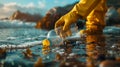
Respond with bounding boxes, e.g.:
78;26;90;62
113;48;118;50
104;26;120;35
0;20;36;28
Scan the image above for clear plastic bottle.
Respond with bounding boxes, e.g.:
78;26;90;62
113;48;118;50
56;23;78;38
42;23;78;47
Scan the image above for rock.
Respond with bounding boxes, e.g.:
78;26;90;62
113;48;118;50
35;2;84;30
9;10;42;22
35;6;70;30
36;1;120;30
0;17;9;20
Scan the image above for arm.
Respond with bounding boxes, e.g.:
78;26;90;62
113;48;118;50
71;0;101;19
55;0;101;37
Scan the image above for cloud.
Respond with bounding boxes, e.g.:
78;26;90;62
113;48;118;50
38;0;46;8
4;2;17;7
3;2;19;12
61;1;67;5
0;2;45;18
0;3;17;18
26;2;35;8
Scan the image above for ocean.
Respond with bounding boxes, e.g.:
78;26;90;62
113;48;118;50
0;20;120;67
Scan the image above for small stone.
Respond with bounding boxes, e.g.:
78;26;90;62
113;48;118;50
99;60;120;67
65;62;70;66
55;53;62;61
116;57;120;61
73;65;78;67
34;57;44;67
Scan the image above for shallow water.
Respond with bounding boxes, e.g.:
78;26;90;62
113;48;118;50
0;21;120;67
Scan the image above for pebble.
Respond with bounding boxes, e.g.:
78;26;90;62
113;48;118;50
34;57;44;67
73;65;78;67
65;62;70;66
99;60;120;67
116;57;120;61
55;53;62;61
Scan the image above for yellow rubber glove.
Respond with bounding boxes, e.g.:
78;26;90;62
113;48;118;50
55;0;101;38
55;11;80;38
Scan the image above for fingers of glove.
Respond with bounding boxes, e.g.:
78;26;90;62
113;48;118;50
55;17;64;35
55;26;63;35
63;21;71;32
66;29;72;37
60;32;66;39
59;29;72;39
55;17;64;29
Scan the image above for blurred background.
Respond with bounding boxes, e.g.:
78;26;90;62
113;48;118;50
0;0;120;67
0;0;79;18
0;0;119;29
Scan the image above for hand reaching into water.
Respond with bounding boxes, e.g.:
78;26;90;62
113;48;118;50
55;11;80;38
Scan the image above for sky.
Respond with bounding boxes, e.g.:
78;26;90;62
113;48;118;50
0;0;79;18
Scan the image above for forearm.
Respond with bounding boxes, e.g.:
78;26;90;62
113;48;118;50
71;0;101;19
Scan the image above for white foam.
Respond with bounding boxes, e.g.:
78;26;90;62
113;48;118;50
0;41;42;49
7;37;16;40
0;20;36;28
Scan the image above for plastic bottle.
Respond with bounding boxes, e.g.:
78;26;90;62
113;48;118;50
42;23;78;47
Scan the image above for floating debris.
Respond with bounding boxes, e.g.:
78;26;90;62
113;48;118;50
23;48;33;59
34;57;44;67
0;48;6;59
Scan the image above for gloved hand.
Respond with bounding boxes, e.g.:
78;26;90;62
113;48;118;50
55;0;101;38
55;11;80;38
